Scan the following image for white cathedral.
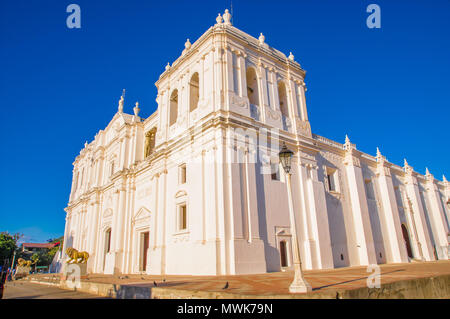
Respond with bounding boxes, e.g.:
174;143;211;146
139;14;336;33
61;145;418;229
63;10;450;276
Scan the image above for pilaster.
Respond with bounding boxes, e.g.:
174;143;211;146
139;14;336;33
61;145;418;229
343;137;377;265
403;160;434;260
298;152;334;269
424;169;449;259
375;149;408;263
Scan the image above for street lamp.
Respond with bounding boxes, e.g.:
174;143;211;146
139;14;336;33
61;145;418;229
279;142;312;293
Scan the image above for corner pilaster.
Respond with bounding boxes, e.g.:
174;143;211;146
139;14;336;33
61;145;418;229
343;136;377;265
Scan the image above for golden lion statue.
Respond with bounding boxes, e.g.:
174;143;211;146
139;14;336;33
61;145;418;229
17;258;37;267
66;248;89;264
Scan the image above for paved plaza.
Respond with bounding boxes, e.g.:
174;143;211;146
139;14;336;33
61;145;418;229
3;281;108;299
16;260;450;298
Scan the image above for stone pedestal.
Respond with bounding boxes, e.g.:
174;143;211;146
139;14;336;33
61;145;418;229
62;262;88;280
14;266;31;280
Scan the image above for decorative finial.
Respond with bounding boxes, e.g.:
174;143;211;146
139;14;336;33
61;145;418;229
345;134;350;145
288;52;294;61
223;9;232;25
443;175;448;183
376;147;381;158
259;33;265;45
133;102;140;117
403;158;413;174
165;62;170;71
344;134;353;151
118;95;124;113
185;38;191;50
425;167;434;181
216;13;223;25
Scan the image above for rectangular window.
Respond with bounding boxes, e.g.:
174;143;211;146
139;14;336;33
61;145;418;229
327;174;334;191
179;204;187;231
326;167;339;192
179;164;186;184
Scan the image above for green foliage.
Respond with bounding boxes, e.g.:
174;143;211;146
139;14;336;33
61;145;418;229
48;236;64;263
31;236;64;267
0;232;21;264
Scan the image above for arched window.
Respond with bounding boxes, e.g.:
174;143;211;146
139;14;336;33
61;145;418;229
189;73;199;112
169;89;178;126
246;67;259;106
278;81;289;117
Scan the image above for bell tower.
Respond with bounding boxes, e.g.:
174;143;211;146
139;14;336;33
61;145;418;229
154;9;312;147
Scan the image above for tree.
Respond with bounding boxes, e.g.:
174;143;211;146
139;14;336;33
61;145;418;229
29;236;64;267
0;232;21;265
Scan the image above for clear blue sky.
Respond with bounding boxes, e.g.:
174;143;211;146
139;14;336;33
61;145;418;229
0;1;449;243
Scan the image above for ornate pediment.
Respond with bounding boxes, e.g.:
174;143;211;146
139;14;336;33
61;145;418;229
275;226;291;237
133;207;151;222
175;190;188;198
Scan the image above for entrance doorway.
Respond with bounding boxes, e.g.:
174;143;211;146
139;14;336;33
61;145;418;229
280;240;288;267
140;231;149;272
401;224;413;258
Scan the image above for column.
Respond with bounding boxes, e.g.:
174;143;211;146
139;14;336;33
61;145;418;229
424;170;449;259
297;82;308;121
225;48;234;96
257;63;268;123
401;186;422;260
295;162;313;269
268;69;277;110
403;160;434;260
200;55;205;100
287;76;300;119
119;134;130;170
238;54;246;98
62;212;71;252
343;138;377;265
115;184;127;272
74;211;81;249
87;198;100;272
375;150;409;263
122;177;136;273
214;45;223;111
304;162;334;269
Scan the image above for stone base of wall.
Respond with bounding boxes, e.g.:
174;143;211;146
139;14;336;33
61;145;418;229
27;273;450;299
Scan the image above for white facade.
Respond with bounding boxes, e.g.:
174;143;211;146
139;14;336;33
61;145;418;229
63;10;450;275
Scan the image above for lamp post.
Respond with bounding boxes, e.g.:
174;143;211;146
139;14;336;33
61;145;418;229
279;142;312;293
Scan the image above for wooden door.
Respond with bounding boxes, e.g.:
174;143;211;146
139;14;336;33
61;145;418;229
280;241;288;267
142;232;149;271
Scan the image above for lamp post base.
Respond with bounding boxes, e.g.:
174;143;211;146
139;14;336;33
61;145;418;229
289;280;312;293
289;263;312;293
